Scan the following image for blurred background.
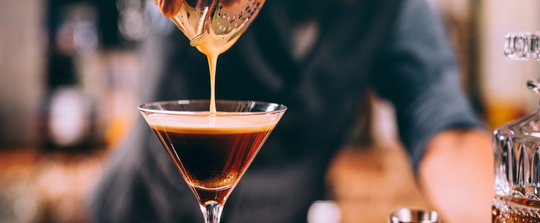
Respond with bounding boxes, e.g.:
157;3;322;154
0;0;539;222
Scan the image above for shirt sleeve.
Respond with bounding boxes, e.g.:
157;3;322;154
370;0;484;171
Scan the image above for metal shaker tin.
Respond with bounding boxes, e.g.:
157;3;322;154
389;208;440;223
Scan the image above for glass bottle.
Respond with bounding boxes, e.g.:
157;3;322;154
493;32;540;222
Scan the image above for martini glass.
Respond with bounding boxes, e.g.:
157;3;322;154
138;100;286;223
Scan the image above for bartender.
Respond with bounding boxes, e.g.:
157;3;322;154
89;0;494;222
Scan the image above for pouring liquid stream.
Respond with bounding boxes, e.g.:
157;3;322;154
197;19;244;117
197;38;233;116
191;17;242;117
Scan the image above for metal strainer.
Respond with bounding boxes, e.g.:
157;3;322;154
152;0;265;47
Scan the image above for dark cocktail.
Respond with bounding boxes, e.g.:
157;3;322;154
139;100;286;223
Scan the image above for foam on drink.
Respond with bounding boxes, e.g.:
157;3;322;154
146;113;279;134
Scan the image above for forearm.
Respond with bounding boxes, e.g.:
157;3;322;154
418;128;494;223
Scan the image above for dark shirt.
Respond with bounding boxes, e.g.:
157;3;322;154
89;0;482;222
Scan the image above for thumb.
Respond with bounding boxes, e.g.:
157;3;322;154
159;0;183;17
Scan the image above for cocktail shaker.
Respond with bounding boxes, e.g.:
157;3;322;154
151;0;264;53
389;208;440;223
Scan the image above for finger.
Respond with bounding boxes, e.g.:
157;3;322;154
221;0;241;9
254;0;264;3
159;0;183;17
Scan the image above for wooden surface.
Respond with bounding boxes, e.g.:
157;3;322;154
0;148;105;223
0;144;431;223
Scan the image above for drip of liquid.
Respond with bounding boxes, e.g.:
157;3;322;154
209;54;217;114
196;28;241;115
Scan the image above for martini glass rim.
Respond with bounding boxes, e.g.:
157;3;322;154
138;99;287;115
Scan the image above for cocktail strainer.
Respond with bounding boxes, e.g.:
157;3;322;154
152;0;264;47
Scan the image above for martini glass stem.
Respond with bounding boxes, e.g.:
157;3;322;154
201;201;223;223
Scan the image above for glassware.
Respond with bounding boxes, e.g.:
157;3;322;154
493;32;540;223
150;0;265;55
139;100;286;223
504;32;540;60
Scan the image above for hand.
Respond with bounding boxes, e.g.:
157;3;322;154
419;129;494;223
158;0;242;17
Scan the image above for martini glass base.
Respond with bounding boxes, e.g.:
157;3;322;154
201;201;224;223
192;185;234;223
192;185;234;206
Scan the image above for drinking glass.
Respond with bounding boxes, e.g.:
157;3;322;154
139;100;286;223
